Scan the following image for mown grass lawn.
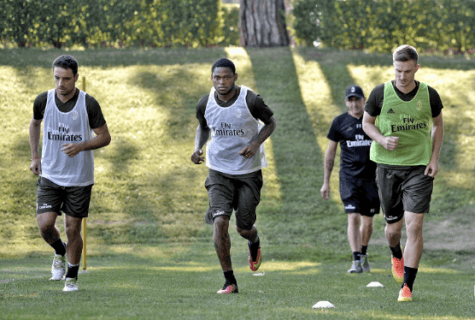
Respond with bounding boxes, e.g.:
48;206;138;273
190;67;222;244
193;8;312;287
0;47;474;319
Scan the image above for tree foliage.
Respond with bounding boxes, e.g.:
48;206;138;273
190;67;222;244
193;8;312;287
0;0;240;48
292;0;475;54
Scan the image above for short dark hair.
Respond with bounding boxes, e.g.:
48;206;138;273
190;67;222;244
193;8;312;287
211;58;235;74
52;55;79;75
393;45;418;64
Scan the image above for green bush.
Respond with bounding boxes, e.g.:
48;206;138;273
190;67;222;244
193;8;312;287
293;0;475;54
220;3;240;47
0;0;239;48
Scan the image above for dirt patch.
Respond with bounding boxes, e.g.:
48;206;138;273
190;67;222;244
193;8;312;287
423;206;474;251
371;205;475;251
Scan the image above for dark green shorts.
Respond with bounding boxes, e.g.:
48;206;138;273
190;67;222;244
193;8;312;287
36;177;93;218
205;169;263;230
376;165;434;224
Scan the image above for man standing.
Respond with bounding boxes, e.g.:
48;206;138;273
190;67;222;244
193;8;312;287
363;45;444;302
29;55;111;292
320;85;380;274
191;58;276;294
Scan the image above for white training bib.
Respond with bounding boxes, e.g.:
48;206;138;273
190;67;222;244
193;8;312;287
41;89;95;186
204;86;267;175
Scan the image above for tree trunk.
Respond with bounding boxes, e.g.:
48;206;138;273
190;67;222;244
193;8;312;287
240;0;289;47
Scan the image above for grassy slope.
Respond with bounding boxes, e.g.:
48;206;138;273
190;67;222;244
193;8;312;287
0;47;474;319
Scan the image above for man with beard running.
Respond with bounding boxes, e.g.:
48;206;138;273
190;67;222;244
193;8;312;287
191;58;276;294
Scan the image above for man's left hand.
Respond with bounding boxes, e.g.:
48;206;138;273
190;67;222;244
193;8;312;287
424;160;439;178
61;143;83;157
238;143;258;159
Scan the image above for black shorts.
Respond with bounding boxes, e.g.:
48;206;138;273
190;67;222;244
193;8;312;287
376;165;434;224
339;177;380;216
205;169;263;230
36;177;93;218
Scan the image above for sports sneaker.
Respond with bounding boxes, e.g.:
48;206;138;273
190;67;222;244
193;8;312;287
398;283;413;302
360;254;370;272
391;255;404;284
248;241;262;272
63;277;78;292
50;254;66;281
347;260;363;273
217;282;238;294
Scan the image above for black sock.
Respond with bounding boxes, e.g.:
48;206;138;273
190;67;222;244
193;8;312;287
50;239;66;256
249;236;260;261
223;270;236;285
361;245;368;255
403;266;418;291
249;233;259;244
389;243;403;259
65;263;79;280
352;251;361;261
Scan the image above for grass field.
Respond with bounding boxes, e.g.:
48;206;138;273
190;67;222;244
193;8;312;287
0;47;474;319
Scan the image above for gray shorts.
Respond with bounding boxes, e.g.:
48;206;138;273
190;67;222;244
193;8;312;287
340;178;380;216
376;165;434;224
205;169;263;230
36;177;93;218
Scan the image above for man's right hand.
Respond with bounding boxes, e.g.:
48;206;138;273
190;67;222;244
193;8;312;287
30;159;41;175
191;149;205;164
381;136;399;151
320;183;330;200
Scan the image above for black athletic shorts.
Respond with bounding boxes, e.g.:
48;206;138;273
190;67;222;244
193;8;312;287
205;169;263;230
376;165;434;224
36;177;93;218
339;177;380;216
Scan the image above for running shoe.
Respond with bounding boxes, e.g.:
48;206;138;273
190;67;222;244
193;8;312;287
50;254;66;281
391;255;404;284
217;282;238;294
63;278;78;292
397;283;413;302
360;254;370;272
248;241;262;272
347;260;363;273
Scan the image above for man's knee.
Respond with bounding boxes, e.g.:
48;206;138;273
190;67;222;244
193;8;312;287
37;212;57;233
348;213;361;224
406;217;424;237
361;216;374;228
214;216;230;230
385;222;402;237
236;225;253;235
65;215;82;238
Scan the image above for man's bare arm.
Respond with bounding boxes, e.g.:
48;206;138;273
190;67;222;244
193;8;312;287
61;123;111;157
362;112;399;150
29;118;43;175
320;140;338;200
239;116;277;158
425;113;443;177
191;125;210;164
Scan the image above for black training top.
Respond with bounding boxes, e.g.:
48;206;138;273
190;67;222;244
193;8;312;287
196;86;274;129
365;80;443;118
33;89;106;129
327;112;376;180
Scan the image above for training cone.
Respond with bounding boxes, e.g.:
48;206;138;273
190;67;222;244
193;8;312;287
312;301;335;308
366;281;385;287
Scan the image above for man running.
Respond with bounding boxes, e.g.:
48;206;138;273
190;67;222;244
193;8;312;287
29;55;111;292
321;85;380;274
363;45;444;302
191;58;276;294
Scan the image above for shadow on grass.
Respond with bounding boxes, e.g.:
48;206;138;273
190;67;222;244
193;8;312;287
245;47;345;248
